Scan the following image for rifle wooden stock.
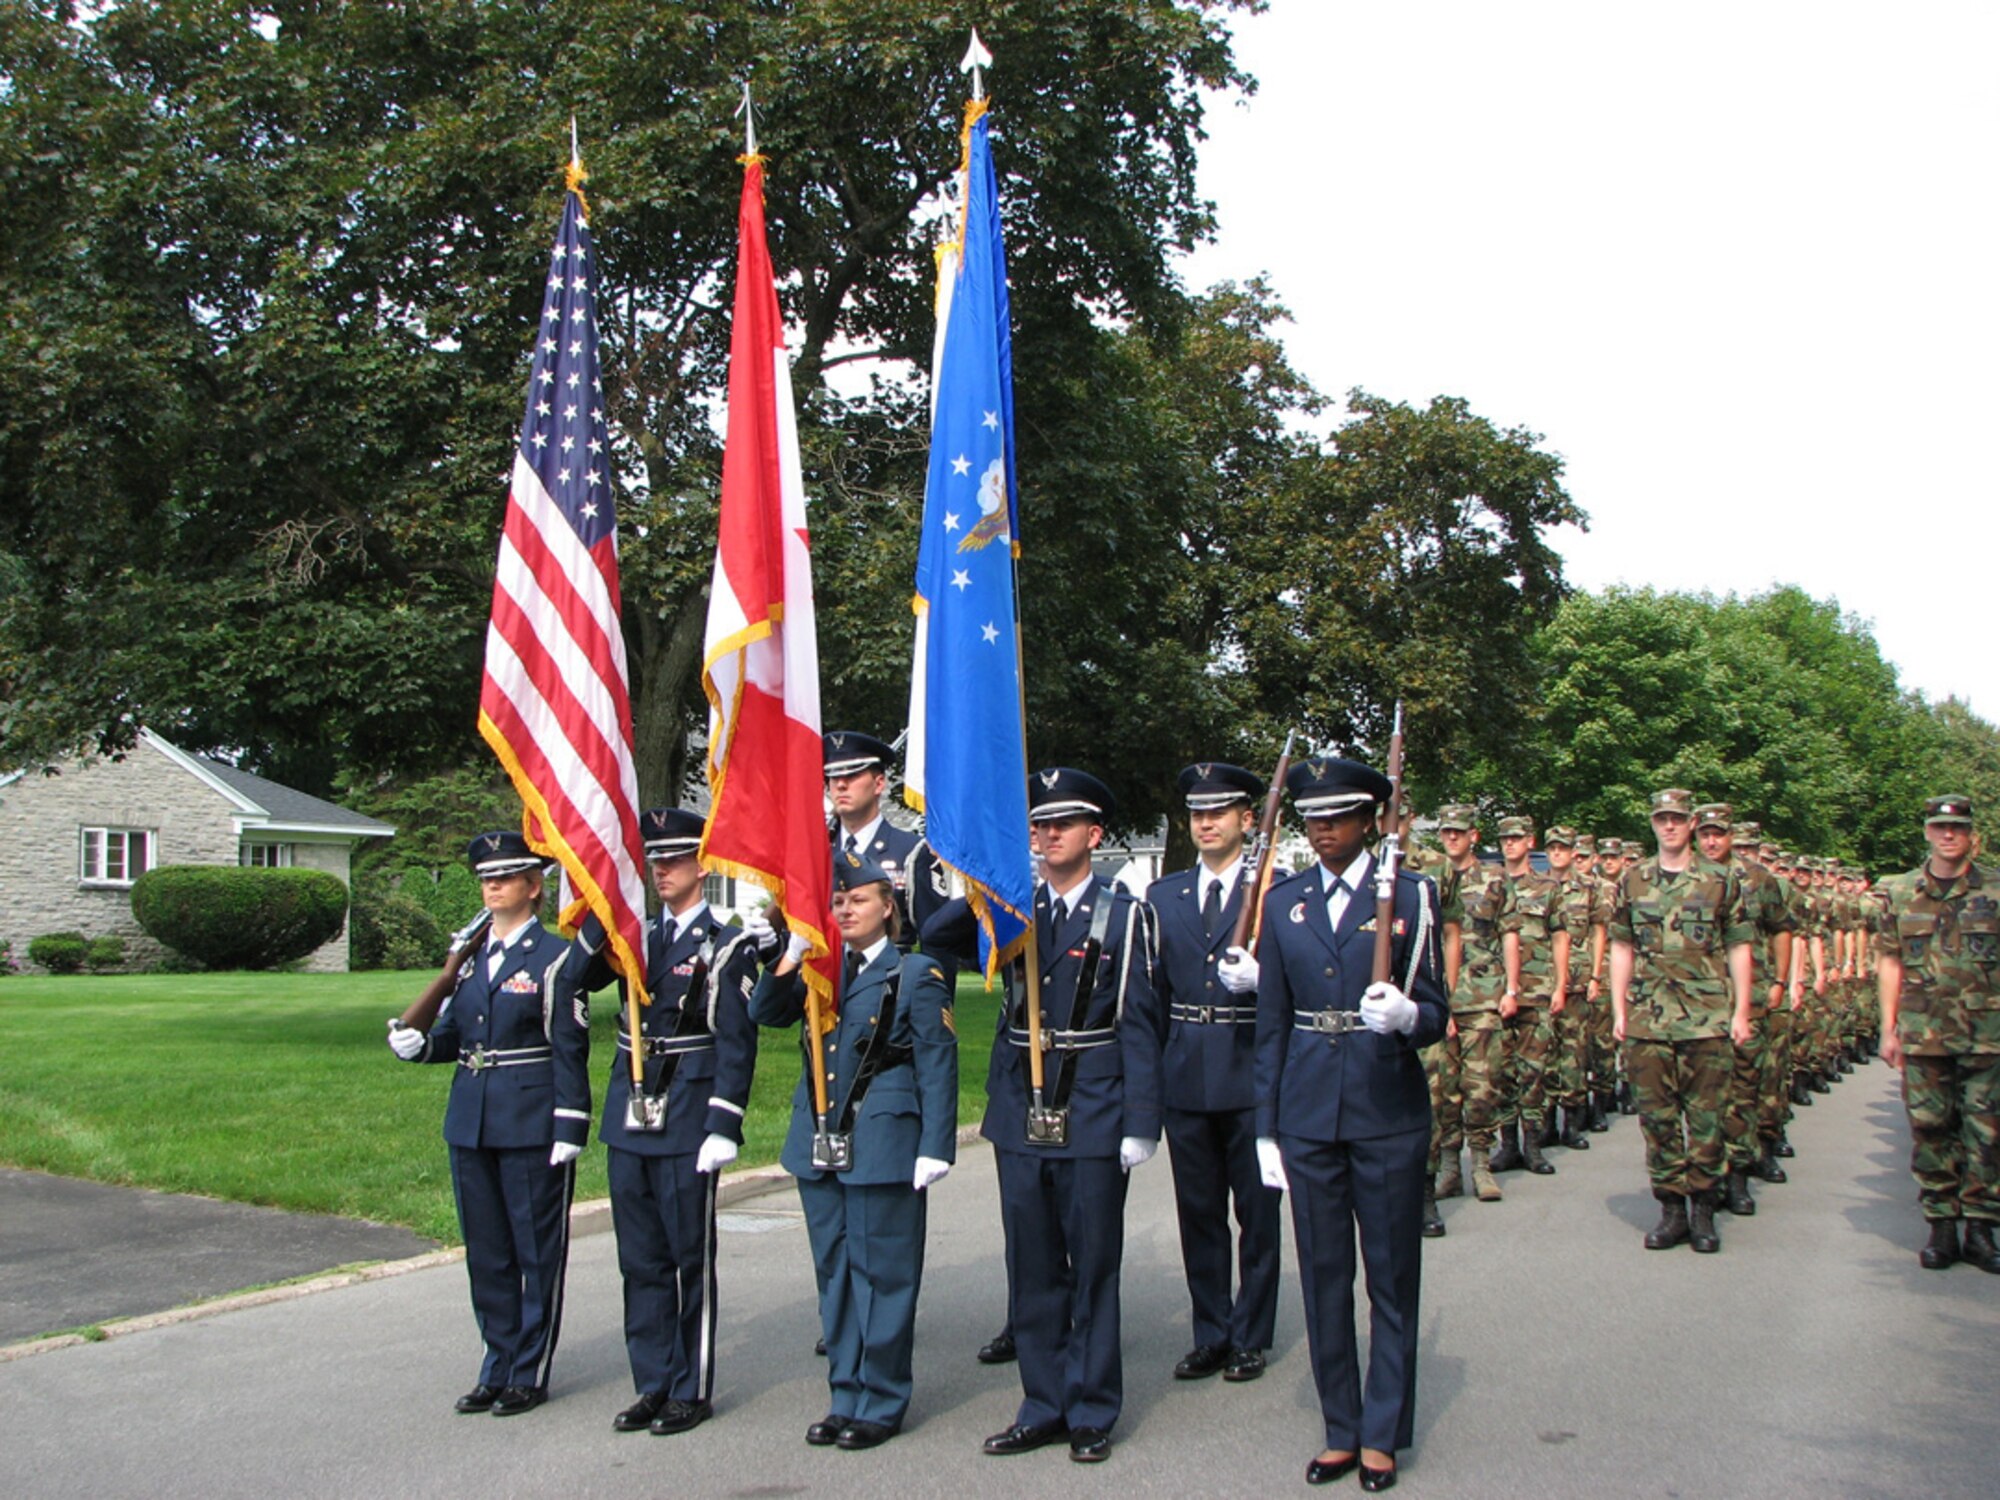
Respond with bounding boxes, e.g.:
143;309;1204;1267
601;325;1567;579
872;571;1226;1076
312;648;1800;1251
1371;704;1406;986
397;911;495;1033
1231;731;1296;957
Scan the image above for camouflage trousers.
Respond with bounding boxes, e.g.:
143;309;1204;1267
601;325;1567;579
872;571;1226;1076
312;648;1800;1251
1725;1009;1771;1167
1496;1006;1552;1130
1587;994;1617;1093
1899;1052;2000;1223
1548;994;1591;1107
1623;1036;1732;1200
1761;1003;1795;1133
1425;1029;1463;1171
1453;1013;1503;1153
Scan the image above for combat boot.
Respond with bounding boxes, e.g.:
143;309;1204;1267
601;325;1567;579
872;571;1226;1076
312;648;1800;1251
1559;1105;1590;1150
1488;1124;1525;1173
1791;1073;1814;1106
1533;1114;1559;1150
1420;1176;1445;1239
1587;1093;1611;1132
1470;1156;1503;1202
1835;1050;1853;1075
1773;1130;1795;1159
1808;1068;1831;1094
1724;1167;1756;1217
1751;1147;1787;1185
1688;1192;1721;1253
1643;1195;1690;1250
1520;1130;1556;1175
1961;1220;2000;1274
1918;1219;1960;1270
1435;1154;1464;1201
1616;1079;1637;1115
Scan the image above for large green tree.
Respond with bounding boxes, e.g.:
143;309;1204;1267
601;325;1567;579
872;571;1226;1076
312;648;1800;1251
0;0;1255;802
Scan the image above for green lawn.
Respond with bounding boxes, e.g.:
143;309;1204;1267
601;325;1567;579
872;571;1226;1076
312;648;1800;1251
0;970;999;1246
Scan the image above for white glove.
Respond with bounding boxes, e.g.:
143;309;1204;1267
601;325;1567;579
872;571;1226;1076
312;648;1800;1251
695;1134;738;1174
386;1022;425;1060
1360;981;1419;1036
1118;1136;1158;1171
1217;945;1260;994
743;907;781;958
1256;1137;1289;1192
548;1140;582;1167
912;1156;951;1191
784;932;812;965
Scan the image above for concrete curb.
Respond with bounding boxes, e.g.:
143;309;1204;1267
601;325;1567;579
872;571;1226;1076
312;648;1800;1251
0;1137;992;1365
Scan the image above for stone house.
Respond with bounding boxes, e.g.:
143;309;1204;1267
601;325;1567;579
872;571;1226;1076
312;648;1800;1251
0;729;394;973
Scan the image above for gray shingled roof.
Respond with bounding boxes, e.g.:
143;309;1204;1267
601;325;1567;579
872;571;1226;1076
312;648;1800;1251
193;757;395;838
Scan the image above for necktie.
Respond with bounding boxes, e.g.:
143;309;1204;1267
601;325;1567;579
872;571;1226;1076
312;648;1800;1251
842;832;859;859
1202;878;1224;937
843;949;864;991
485;942;504;980
1327;877;1350;930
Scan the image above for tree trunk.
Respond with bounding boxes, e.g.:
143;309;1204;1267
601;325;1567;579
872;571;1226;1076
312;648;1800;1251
630;586;710;810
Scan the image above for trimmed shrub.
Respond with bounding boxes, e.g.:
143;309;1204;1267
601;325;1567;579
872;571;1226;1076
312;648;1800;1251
84;935;127;972
130;866;349;971
352;893;446;972
28;932;89;974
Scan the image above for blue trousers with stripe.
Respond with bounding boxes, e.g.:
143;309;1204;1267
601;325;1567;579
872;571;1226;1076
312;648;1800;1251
449;1145;574;1391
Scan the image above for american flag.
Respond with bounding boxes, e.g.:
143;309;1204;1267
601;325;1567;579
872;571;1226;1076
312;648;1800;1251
477;165;649;993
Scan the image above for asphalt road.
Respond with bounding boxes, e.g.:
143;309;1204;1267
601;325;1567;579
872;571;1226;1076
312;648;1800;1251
3;1060;1996;1498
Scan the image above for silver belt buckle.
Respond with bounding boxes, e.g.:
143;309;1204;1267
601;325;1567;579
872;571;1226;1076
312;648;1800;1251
1025;1105;1070;1147
1195;1005;1213;1024
462;1047;493;1071
811;1130;853;1172
1309;1010;1354;1036
625;1093;668;1132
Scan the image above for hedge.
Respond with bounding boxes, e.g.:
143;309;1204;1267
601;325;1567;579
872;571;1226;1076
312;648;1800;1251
130;866;349;970
27;932;88;974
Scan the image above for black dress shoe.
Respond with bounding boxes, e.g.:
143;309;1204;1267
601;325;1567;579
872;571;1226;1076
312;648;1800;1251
1359;1461;1399;1492
1961;1220;2000;1274
613;1392;667;1432
1223;1348;1267;1382
490;1386;545;1417
837;1419;900;1450
454;1384;501;1414
977;1332;1018;1365
1920;1218;1961;1270
982;1420;1067;1455
806;1414;845;1446
1068;1427;1111;1463
1306;1453;1360;1484
814;1337;827;1356
648;1398;712;1435
1174;1342;1231;1379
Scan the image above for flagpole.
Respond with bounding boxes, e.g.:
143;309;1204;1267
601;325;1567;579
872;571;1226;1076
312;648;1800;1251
957;31;1049;1109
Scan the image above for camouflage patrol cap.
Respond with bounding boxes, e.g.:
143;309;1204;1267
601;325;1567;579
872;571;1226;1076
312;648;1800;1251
1435;803;1478;832
1496;815;1535;839
1598;838;1625;857
1924;795;1974;827
1574;833;1597;854
1544;825;1578;847
1733;821;1762;840
1649;788;1694;818
1758;839;1779;856
1693;802;1732;831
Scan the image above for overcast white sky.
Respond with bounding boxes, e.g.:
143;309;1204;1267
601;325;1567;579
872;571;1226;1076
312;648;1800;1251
1178;1;1998;717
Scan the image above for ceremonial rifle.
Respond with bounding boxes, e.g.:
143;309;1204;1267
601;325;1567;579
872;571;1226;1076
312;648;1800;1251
392;910;495;1034
1230;730;1296;957
1371;702;1407;986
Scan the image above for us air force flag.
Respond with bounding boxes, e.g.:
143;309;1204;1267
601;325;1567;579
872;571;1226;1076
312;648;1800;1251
906;103;1030;978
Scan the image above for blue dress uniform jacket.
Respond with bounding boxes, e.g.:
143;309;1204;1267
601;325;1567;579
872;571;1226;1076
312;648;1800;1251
410;919;585;1394
749;948;958;1428
1150;864;1283;1355
552;909;761;1407
1252;858;1448;1459
923;877;1163;1435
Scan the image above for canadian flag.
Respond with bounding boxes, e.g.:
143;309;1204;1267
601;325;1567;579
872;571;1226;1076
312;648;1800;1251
699;155;837;1013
